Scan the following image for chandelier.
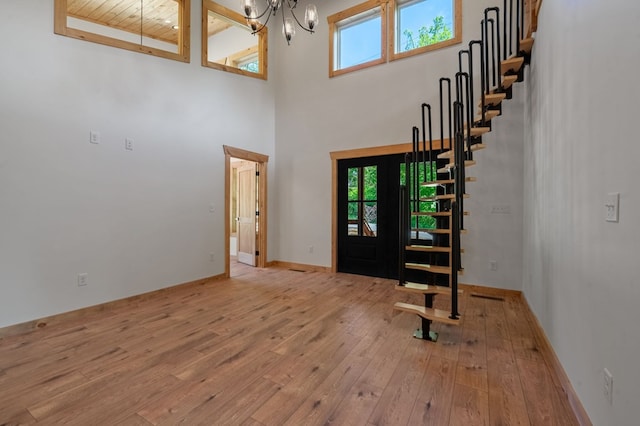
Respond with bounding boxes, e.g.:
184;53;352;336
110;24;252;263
242;0;319;45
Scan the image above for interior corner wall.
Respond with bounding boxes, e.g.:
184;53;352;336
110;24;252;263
0;0;275;328
272;0;525;291
523;1;640;424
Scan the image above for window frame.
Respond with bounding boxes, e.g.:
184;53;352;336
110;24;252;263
327;0;388;78
347;165;378;237
201;0;268;80
54;0;191;63
389;0;462;62
327;0;461;77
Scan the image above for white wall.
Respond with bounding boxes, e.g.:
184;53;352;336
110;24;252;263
272;0;525;291
463;84;524;289
523;1;640;424
0;0;275;328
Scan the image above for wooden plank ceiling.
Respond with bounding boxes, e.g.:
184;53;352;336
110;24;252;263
67;0;180;44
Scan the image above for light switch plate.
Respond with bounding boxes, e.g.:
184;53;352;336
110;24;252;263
90;131;100;144
605;193;619;222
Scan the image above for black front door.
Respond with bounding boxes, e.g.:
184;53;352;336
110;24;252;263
337;154;404;279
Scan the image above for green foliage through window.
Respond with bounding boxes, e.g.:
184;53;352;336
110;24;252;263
400;162;437;229
347;166;378;237
402;16;453;51
239;60;259;73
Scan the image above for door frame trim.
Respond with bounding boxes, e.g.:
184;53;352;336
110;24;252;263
329;140;448;273
223;145;269;277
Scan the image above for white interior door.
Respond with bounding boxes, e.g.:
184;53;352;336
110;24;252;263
237;162;257;266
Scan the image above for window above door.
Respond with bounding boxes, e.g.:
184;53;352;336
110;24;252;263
327;0;461;77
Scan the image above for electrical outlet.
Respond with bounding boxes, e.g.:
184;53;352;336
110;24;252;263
210;252;215;262
605;193;619;222
89;131;100;144
490;261;498;271
308;246;314;254
125;138;134;151
603;368;613;404
78;273;88;287
491;204;511;214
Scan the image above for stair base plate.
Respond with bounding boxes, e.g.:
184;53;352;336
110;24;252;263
414;328;438;342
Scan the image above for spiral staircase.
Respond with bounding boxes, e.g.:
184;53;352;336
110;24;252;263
393;0;540;341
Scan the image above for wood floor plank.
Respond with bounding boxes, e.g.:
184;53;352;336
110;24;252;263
28;368;180;424
449;383;490;426
407;355;456;425
366;339;430;425
0;407;37;425
282;354;368;425
484;298;511;339
0;264;582;425
324;381;383;426
430;322;463;361
517;357;580;426
211;378;283;425
487;336;531;426
136;378;213;424
119;413;154;425
456;322;488;392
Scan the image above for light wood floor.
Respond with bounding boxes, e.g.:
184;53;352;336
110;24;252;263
0;264;579;425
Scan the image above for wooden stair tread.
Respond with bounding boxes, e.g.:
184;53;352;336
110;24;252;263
411;211;470;217
464;127;491;137
519;37;534;54
413;228;450;234
412;228;468;234
501;56;525;75
475;110;501;122
419;193;469;202
501;75;519;90
437;143;486;159
397;282;464;295
437;160;476;173
411;211;451;217
421;177;476;187
393;302;461;325
406;245;451;253
478;93;506;107
405;262;451;274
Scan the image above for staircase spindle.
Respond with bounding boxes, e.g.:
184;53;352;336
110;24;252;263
504;0;510;60
398;180;408;286
439;78;452;153
484;7;501;90
453;100;465;233
516;0;522;53
469;40;485;126
412;126;420;239
421;103;433;183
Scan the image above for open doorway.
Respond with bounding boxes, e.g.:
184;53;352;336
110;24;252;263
223;145;269;277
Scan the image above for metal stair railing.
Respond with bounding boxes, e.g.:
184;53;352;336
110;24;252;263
469;39;487;126
421;103;433;183
450;100;466;320
396;0;536;334
411;126;420;239
439;78;453;153
484;8;500;92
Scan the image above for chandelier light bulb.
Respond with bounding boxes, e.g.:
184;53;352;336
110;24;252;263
247;9;260;32
305;4;318;31
241;0;256;17
283;17;295;44
269;0;281;11
242;0;318;44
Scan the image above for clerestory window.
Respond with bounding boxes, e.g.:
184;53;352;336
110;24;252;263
328;0;461;77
